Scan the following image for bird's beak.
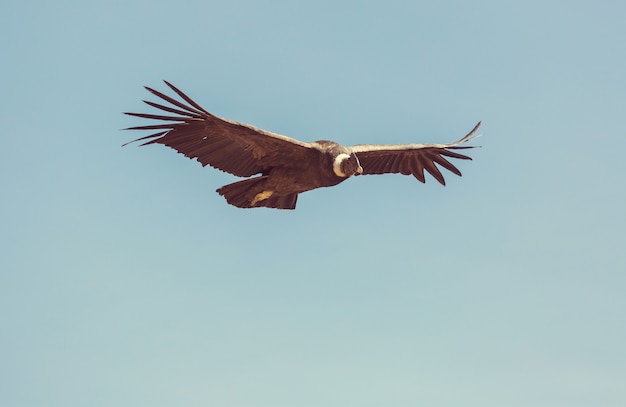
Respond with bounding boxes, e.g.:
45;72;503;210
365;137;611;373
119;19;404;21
356;166;363;175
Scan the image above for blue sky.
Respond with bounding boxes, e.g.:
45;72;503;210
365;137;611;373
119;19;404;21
2;0;625;406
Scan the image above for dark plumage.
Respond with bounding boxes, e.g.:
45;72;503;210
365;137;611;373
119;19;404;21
124;81;481;210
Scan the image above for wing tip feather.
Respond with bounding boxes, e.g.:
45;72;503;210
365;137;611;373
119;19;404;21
454;120;483;145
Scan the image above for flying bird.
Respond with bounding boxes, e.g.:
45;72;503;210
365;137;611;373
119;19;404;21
124;81;481;210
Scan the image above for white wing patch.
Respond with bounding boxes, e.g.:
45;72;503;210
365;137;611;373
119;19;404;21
349;121;482;153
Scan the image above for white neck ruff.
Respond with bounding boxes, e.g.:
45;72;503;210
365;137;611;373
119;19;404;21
333;153;351;177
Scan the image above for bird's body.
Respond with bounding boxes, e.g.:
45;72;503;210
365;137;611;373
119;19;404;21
124;81;481;209
215;140;361;209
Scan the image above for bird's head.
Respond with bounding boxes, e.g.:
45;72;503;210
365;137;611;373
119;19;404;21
333;152;363;178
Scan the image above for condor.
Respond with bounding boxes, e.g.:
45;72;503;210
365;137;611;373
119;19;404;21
124;81;481;210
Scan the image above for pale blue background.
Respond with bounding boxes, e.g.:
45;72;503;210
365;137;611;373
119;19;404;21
2;0;625;406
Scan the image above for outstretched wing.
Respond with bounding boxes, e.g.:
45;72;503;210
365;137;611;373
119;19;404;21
124;81;313;177
350;122;481;185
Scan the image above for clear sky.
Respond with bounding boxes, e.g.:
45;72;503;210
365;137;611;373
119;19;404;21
2;0;625;406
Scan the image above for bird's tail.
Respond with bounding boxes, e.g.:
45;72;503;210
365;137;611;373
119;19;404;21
216;177;298;210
